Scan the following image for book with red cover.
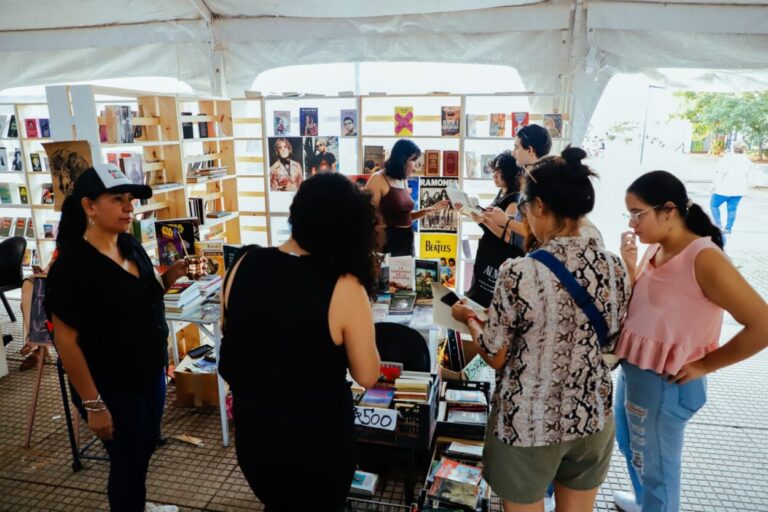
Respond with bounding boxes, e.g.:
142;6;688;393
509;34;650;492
511;112;529;136
424;150;440;177
442;150;459;177
24;118;39;138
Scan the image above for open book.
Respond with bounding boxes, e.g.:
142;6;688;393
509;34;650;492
445;186;483;217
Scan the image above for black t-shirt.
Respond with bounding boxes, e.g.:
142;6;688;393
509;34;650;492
45;234;168;391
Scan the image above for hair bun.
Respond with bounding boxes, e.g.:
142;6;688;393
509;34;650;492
560;146;587;166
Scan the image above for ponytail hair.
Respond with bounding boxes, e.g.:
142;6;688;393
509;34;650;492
56;194;88;255
525;146;597;220
626;170;723;248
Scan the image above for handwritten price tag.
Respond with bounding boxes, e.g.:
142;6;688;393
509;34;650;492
354;406;398;431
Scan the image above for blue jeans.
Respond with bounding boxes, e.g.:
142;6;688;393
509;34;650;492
615;362;707;512
73;373;166;512
710;193;742;231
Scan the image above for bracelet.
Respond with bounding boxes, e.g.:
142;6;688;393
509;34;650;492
82;395;105;409
501;218;512;241
84;405;108;413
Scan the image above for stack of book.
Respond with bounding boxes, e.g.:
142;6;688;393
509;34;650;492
445;389;488;426
426;456;486;510
187;165;227;183
164;280;203;314
393;371;432;405
349;470;379;497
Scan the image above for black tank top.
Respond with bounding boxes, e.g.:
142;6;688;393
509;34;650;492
219;247;352;421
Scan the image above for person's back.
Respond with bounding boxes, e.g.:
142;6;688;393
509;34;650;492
713;151;751;197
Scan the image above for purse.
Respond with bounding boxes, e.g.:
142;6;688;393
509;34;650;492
528;250;619;367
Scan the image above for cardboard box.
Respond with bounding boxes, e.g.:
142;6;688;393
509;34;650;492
174;355;221;407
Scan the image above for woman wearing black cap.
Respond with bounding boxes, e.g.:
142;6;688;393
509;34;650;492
45;164;185;512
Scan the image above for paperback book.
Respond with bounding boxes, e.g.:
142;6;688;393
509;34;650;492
389;256;414;292
441;106;460;136
489;113;506;136
349;470;378;497
340;109;357;136
273;110;290;135
389;292;417;315
155;218;200;268
394;106;414;136
511;112;529;136
544;114;563;138
299;107;319;136
415;259;440;305
424;150;440;177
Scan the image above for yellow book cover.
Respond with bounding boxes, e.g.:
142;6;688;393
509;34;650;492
394;106;414;136
419;234;458;289
195;240;225;276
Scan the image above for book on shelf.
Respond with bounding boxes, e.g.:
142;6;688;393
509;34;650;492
372;292;391;322
442;150;459;177
446;442;484;460
131;217;156;244
43;221;59;239
12;184;29;205
388;291;417;315
188;197;205;225
445;329;466;371
299;107;319;136
466;114;482;137
349;470;378;497
40;183;54;205
394;106;414;136
434;457;483;486
340;109;357;136
198;119;209;138
480;154;495;178
0;217;13;237
13;217;27;237
414;258;439;305
181;112;194;139
424;150;440;177
43;140;93;210
380;361;404;382
446;409;487;425
389;255;414;293
544;113;563;138
195;240;225;276
24;218;35;239
441;106;461;136
0;147;7;171
24;118;39;138
30;153;42;172
0;115;7;138
130;110;144;140
489;113;506;136
363;145;385;174
0;183;12;204
273;110;290;136
104;105;134;144
22;248;34;267
154;218;200;268
359;388;395;409
511;112;529;136
38;118;50;138
427;476;481;510
7;115;18;138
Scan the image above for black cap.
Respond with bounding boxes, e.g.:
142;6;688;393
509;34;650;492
72;164;153;200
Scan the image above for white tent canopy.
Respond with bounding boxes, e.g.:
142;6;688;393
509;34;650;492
1;0;767;143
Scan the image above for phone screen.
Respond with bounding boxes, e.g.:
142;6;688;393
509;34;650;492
440;292;461;307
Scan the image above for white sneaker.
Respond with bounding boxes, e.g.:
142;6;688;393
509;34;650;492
544;494;556;512
145;503;178;512
614;491;641;512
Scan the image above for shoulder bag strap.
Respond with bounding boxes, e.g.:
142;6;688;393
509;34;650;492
529;249;609;347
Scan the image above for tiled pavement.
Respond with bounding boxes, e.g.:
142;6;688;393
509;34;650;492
1;249;766;511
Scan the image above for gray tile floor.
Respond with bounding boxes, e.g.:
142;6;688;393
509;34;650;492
1;249;766;511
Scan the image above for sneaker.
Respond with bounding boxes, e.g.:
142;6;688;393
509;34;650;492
544;494;556;512
614;491;641;512
145;503;178;512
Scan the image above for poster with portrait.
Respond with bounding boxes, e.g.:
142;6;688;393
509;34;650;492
543;114;563;138
419;233;458;289
43;140;93;212
273;110;291;136
299;108;319;136
303;136;339;176
340;109;357;136
419;177;458;233
267;137;304;192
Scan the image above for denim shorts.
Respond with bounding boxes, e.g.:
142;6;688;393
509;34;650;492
483;416;615;504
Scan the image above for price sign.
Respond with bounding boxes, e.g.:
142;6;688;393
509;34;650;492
354;406;398;431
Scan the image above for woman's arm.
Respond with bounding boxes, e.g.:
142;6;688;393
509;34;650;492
480;207;528;242
451;303;508;370
672;249;768;383
364;173;386;209
162;260;187;290
411;200;451;221
52;315;114;440
329;275;381;389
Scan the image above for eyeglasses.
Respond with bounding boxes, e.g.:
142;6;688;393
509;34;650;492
522;165;538;184
518;194;531;214
623;205;661;222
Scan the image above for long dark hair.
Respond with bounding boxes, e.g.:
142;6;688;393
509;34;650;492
493;150;522;193
384;139;421;180
289;173;381;296
57;190;97;256
525;146;597;220
627;170;724;248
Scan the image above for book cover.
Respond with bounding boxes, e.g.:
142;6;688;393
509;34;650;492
267;136;304;192
7;115;18;138
24;118;39;138
414;259;440;305
446;442;484;459
362;145;385;174
389;256;414;292
424;150;440;177
43;140;93;211
544;114;563;138
445;329;466;371
0;217;12;236
11;148;22;171
22;248;34;267
30;152;42;172
441;106;461;136
0;148;6;171
181;112;194;139
0;184;11;204
154;218;200;268
466;114;482;137
24;217;35;239
131;217;156;244
198;120;209;138
394;106;414;136
105;105;133;143
359;388;395;408
299;107;318;136
13;217;26;237
350;470;378;497
434;457;483;486
511;112;530;136
16;184;28;204
273;110;290;135
39;118;51;138
43;221;58;239
0;115;7;138
464;151;479;178
389;291;417;315
442;150;459;177
340;109;357;136
195;240;225;276
445;389;487;405
119;153;144;186
40;183;54;204
489;113;506;136
446;410;488;425
223;243;243;270
427;477;480;509
131;110;144;140
419;177;458;233
480;154;495;178
419;233;458;288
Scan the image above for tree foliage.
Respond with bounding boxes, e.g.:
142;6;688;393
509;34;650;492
674;91;768;159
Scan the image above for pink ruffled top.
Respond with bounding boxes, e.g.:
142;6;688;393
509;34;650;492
615;237;723;375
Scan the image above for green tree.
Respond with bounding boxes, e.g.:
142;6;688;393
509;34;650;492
674;91;768;159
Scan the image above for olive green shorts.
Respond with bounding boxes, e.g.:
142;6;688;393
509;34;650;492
482;416;615;504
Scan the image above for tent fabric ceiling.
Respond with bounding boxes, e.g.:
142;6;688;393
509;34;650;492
1;0;767;144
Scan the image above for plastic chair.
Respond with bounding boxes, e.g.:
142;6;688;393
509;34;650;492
0;236;27;322
374;322;430;373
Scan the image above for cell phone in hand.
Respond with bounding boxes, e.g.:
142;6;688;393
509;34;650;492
440;291;461;307
31;265;44;274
